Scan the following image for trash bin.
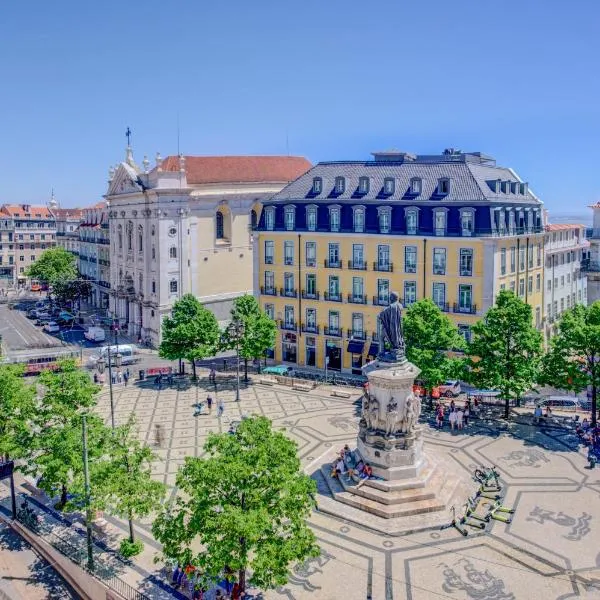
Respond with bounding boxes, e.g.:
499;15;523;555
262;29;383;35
139;369;145;381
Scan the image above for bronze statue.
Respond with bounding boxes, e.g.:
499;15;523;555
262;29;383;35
377;291;406;362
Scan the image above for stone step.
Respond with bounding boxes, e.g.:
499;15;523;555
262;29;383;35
363;459;438;492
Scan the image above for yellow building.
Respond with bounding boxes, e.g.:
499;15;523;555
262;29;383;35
255;149;544;374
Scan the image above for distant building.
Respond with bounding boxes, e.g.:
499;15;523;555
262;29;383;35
51;197;83;257
255;148;545;374
79;202;110;309
105;147;311;343
543;223;588;341
583;202;600;304
0;204;57;288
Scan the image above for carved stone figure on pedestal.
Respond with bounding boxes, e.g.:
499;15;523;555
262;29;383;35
377;291;406;363
404;395;416;433
369;399;380;431
361;394;370;428
385;398;400;437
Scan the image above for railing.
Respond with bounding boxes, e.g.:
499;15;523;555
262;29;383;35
280;321;298;331
264;257;274;264
459;269;473;277
453;303;477;315
347;329;367;340
305;260;317;268
435;302;450;312
324;326;342;337
260;286;277;296
284;258;294;266
280;288;298;298
324;259;342;269
373;262;393;272
302;290;320;300
98;259;109;266
301;324;320;334
347;293;367;304
372;296;389;306
98;239;110;245
324;292;342;302
347;260;367;270
98;281;111;289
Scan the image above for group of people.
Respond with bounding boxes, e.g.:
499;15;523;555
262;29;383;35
170;564;243;599
330;444;373;486
93;368;130;386
194;394;225;417
435;399;471;431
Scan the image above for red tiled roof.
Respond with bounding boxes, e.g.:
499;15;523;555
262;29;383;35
545;223;585;231
157;155;312;185
1;204;54;218
52;208;84;219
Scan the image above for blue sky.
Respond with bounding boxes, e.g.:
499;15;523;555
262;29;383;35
1;0;598;214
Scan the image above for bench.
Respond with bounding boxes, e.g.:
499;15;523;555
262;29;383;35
331;389;352;399
259;378;276;386
293;383;312;392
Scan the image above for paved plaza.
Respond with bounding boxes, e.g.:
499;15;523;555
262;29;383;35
89;375;600;600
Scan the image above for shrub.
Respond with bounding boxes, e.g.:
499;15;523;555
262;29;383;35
119;538;144;558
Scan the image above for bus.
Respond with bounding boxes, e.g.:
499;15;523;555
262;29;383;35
2;347;81;375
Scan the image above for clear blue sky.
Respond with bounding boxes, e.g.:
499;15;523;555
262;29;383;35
1;0;599;214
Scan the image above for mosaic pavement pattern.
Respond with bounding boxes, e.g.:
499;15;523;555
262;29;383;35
95;379;600;600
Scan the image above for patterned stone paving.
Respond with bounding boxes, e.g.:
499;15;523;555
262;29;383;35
96;379;600;600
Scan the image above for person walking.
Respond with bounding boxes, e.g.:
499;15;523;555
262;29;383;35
123;371;129;386
464;400;470;427
217;399;225;418
209;368;216;384
207;395;213;413
456;407;464;430
93;372;98;384
449;407;457;432
117;370;123;384
436;403;444;429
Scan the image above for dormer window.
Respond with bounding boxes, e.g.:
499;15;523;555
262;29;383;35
312;177;322;194
353;206;365;233
460;208;475;236
306;205;317;232
284;206;296;231
264;207;275;231
358;177;370;194
378;206;391;234
329;206;341;232
438;178;450;195
410;178;422;195
433;208;447;236
383;178;395;195
405;208;419;235
335;177;345;194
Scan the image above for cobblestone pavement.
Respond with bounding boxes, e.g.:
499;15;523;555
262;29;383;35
89;377;600;600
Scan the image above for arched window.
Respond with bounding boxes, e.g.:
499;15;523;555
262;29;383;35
216;211;224;239
126;221;133;251
151;225;155;236
117;225;123;250
250;210;257;230
169;246;177;259
119;269;123;284
138;225;143;252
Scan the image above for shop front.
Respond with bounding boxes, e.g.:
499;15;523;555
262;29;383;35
282;332;297;363
305;336;316;367
325;339;341;371
347;339;365;375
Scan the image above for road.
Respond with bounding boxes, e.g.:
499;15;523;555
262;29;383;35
0;305;66;352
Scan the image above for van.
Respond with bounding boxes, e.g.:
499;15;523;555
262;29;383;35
84;327;106;343
536;396;579;410
88;344;137;367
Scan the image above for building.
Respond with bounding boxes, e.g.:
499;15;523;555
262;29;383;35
583;202;600;304
543;224;588;340
51;197;83;257
78;202;110;309
106;147;311;343
255;149;545;374
0;204;57;288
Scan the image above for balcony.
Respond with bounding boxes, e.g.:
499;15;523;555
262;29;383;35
324;259;342;269
98;258;110;266
264;257;274;264
453;303;477;315
302;290;320;300
284;258;294;266
459;269;473;277
347;329;367;340
301;323;320;334
280;321;298;332
434;302;450;312
324;326;342;337
280;288;298;298
324;291;342;302
373;295;389;307
347;293;367;305
373;262;393;272
347;260;367;270
260;286;277;296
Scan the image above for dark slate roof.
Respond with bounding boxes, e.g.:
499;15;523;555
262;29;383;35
269;153;541;206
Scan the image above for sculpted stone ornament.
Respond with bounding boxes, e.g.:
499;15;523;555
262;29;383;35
385;398;400;437
377;291;406;363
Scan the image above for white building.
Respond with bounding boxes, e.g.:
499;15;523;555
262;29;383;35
544;223;588;340
79;202;110;309
106;148;310;344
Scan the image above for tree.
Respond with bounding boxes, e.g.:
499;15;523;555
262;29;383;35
541;302;600;426
52;278;92;308
224;295;277;381
153;416;319;594
0;364;37;462
402;299;466;405
467;290;543;418
159;294;220;379
91;415;166;547
25;247;77;286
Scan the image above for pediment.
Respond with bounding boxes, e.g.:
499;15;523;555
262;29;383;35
107;163;144;197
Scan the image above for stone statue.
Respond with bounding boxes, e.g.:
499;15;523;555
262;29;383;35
361;394;370;427
385;398;400;437
412;393;422;423
368;398;380;431
404;395;416;433
377;291;406;362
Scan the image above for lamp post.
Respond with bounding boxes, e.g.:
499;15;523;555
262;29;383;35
228;320;245;402
96;329;122;430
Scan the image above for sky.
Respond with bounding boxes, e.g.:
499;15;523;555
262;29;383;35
1;0;599;216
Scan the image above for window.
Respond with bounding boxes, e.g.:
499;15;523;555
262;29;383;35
335;177;345;194
500;248;506;275
328;311;340;332
460;209;474;236
264;207;275;231
284;273;295;295
567;273;571;284
264;271;274;291
378;244;390;269
352;277;364;301
433;282;446;310
537;243;542;267
305;242;316;267
284;206;295;231
378;207;391;234
151;225;155;236
377;279;389;304
458;325;472;344
328;243;340;267
458;284;473;311
510;247;516;273
383;177;395;195
459;249;473;276
554;277;558;288
500;283;505;291
312;177;322;194
560;298;564;312
127;222;133;250
169;246;177;259
353;207;365;233
138;225;143;252
306;308;317;329
284;305;295;327
352;244;364;268
519;247;525;271
264;241;274;264
283;241;295;265
170;280;178;294
528;275;533;294
547;279;552;291
519;278;525;296
265;304;275;320
405;246;417;273
561;275;565;287
528;246;533;268
41;234;46;240
306;205;317;232
30;255;35;261
434;209;447;236
410;178;421;195
438;178;450;194
433;248;446;275
404;281;417;305
216;211;225;239
536;274;541;291
305;274;317;296
152;280;156;294
329;206;340;232
118;225;123;250
358;177;370;194
18;244;23;250
352;313;364;337
19;256;24;262
328;276;340;298
406;208;418;235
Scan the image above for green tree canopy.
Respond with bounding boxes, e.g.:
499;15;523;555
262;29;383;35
52;279;92;307
159;294;220;379
223;295;276;380
25;247;77;286
467;290;543;418
0;364;37;462
402;299;465;401
153;416;319;593
541;302;600;425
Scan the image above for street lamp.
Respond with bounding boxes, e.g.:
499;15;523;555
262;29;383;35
96;342;122;430
227;320;245;402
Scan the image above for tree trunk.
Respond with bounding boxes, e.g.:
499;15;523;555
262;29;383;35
238;567;246;593
128;513;135;543
504;396;510;419
192;360;197;381
244;358;248;383
179;358;183;375
592;383;598;427
60;484;68;509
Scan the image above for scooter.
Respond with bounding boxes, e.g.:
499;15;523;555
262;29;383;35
465;496;491;523
440;506;469;536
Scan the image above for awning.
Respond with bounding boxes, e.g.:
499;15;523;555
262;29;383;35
367;342;379;356
347;340;365;354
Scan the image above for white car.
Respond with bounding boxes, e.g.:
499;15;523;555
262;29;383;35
43;321;61;334
438;380;462;397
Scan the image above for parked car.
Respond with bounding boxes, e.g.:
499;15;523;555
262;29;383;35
438;380;462;397
26;309;38;319
263;365;296;377
87;344;138;368
536;396;580;411
43;321;61;334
